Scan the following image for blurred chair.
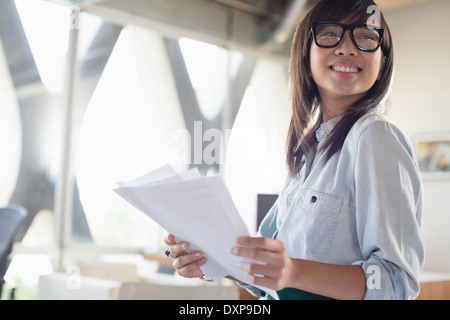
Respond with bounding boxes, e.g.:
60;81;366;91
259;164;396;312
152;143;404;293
118;281;240;300
0;204;28;298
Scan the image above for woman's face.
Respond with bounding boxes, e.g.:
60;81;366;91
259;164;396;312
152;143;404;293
309;25;383;107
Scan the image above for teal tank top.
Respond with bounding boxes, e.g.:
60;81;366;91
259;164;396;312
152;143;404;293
263;288;334;300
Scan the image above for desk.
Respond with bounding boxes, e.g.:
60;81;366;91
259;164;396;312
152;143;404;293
142;252;173;267
417;271;450;300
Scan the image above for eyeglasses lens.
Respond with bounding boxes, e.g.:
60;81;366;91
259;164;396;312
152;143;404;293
315;24;344;47
353;27;380;51
315;24;380;51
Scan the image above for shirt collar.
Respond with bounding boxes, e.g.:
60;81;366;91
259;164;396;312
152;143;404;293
314;104;385;142
315;115;343;142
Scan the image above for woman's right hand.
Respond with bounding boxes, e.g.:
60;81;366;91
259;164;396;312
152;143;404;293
163;234;207;278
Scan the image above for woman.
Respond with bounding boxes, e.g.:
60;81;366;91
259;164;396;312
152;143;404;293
165;0;424;300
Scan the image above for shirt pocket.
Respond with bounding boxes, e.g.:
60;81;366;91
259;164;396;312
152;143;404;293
279;189;343;262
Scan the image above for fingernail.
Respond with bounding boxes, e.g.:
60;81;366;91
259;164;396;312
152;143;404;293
238;261;248;271
230;246;237;255
195;251;202;258
181;243;187;250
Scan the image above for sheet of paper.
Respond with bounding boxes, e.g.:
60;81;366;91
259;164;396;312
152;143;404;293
114;165;279;300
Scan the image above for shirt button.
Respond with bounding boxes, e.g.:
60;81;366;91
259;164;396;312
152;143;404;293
311;196;317;203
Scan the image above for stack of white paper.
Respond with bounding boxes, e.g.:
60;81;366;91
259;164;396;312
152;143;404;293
114;164;278;300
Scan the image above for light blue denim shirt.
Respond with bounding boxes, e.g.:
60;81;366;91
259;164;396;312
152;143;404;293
246;105;424;300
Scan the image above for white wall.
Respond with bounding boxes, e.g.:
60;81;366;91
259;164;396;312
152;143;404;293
384;0;450;272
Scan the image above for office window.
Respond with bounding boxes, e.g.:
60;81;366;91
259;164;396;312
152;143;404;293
8;0;71;247
179;37;243;121
0;0;69;298
3;0;291;256
224;59;290;233
15;0;69;94
77;26;185;248
0;42;21;208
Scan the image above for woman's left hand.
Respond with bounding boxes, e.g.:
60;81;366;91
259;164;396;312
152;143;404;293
230;236;295;291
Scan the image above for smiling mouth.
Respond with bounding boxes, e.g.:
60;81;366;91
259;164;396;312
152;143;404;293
330;65;362;73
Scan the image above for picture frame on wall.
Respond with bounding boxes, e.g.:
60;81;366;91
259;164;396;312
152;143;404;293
413;132;450;180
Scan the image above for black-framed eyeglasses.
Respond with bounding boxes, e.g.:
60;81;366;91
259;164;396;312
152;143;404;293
310;22;384;52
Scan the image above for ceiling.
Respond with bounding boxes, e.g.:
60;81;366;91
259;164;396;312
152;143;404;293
49;0;433;60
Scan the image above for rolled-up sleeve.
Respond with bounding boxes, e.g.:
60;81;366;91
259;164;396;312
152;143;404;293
352;121;425;300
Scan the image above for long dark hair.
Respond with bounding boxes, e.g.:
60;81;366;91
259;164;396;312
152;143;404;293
286;0;394;177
